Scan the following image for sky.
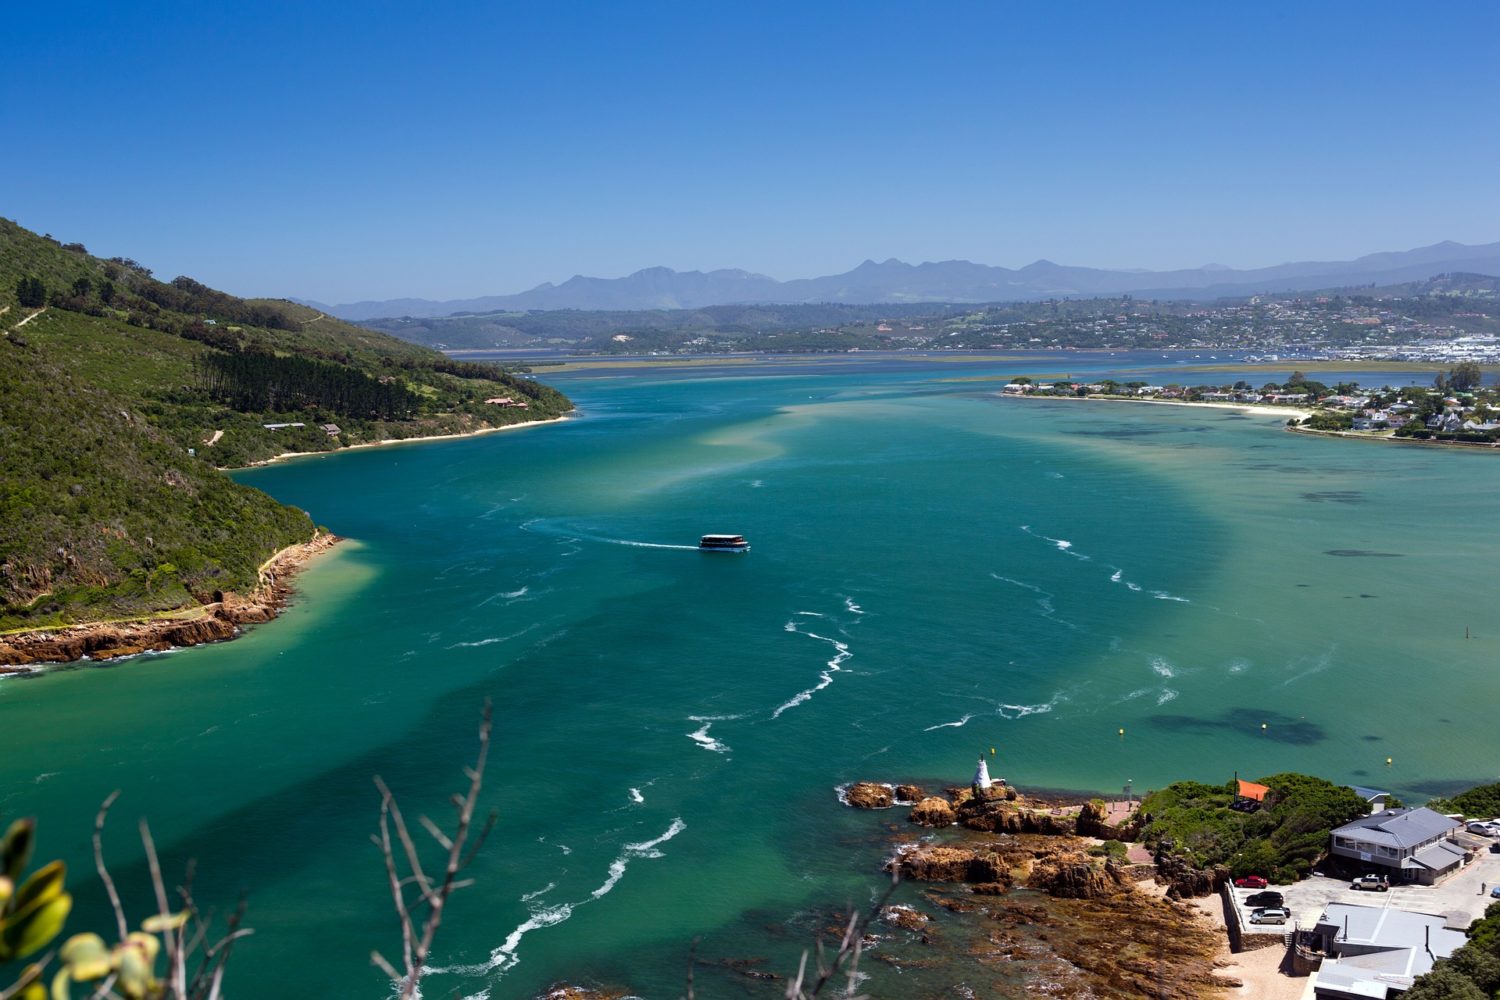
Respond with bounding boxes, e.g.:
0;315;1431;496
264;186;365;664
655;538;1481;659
3;2;1498;304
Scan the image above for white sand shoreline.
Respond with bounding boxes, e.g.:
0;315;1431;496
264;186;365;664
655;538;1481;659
232;413;573;469
1010;392;1315;421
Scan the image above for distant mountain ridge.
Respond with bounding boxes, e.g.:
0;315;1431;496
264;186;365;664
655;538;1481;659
305;240;1500;320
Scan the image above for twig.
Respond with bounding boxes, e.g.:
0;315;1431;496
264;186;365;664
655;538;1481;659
139;818;188;998
372;700;494;1000
93;791;129;941
785;872;899;999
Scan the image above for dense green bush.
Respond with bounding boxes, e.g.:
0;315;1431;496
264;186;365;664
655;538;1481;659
1137;773;1367;883
1429;782;1500;820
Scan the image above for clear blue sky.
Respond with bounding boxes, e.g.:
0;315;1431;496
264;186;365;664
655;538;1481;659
4;1;1497;303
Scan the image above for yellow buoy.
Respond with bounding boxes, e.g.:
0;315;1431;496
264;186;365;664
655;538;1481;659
990;747;996;755
1386;757;1393;767
1118;727;1126;737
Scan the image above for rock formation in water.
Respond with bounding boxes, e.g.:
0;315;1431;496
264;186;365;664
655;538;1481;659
1028;851;1131;899
908;796;957;827
956;789;1075;835
843;782;895;808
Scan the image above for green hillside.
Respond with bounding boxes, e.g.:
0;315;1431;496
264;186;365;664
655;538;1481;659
0;219;572;629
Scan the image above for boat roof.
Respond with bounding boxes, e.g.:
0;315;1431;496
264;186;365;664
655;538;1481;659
701;534;745;540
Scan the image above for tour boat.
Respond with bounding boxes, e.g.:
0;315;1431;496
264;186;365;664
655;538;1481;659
699;534;750;553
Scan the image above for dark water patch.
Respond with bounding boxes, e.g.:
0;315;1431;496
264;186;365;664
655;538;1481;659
1296;583;1311;587
1237;462;1320;474
1360;594;1378;599
1362;735;1383;742
1351;769;1368;777
1301;491;1366;504
1148;708;1325;746
1064;427;1171;439
1325;549;1404;558
1219;414;1252;421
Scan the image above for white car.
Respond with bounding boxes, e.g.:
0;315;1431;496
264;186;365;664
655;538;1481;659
1468;822;1500;837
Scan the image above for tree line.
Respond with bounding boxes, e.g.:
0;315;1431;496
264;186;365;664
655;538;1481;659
195;350;420;419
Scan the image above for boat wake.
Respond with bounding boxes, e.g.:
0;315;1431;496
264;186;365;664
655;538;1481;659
519;518;699;551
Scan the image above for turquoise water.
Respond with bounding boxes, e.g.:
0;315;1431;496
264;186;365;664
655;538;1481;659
4;358;1499;997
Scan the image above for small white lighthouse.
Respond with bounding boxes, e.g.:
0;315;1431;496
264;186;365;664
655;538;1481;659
973;755;993;791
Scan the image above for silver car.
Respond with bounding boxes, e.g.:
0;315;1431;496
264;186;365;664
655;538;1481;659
1249;906;1291;924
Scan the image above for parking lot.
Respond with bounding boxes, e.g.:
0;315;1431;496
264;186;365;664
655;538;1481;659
1230;843;1500;932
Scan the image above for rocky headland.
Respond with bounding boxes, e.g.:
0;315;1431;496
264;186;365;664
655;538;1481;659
840;779;1239;998
0;532;341;672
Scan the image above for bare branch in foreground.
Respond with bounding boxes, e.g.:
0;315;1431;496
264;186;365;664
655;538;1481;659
783;872;899;1000
372;699;495;1000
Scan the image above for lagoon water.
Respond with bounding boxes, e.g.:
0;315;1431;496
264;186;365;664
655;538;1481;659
4;355;1500;997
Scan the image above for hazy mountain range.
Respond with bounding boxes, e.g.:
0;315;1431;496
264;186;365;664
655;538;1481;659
304;240;1500;321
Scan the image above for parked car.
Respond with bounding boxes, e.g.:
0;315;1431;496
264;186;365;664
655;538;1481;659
1467;822;1495;836
1351;874;1389;891
1233;875;1269;888
1491;885;1500;898
1249;907;1291;924
1246;891;1284;908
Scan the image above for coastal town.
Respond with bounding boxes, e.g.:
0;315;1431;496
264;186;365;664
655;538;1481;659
1002;362;1500;446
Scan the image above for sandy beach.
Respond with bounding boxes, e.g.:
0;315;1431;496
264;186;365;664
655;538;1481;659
240;413;571;468
1012;392;1315;421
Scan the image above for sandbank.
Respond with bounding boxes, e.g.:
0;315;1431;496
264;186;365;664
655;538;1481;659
1011;392;1314;421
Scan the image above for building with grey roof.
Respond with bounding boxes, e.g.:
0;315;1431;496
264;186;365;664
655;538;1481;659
1330;807;1466;885
1307;903;1467;998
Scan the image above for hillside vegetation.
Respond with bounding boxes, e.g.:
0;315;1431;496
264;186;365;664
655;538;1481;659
1137;774;1368;884
0;219;571;629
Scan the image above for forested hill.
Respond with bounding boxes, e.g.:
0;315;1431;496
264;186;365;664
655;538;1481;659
0;218;572;631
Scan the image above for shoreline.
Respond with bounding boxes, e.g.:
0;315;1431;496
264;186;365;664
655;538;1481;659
233;413;572;469
1010;391;1314;421
0;532;343;674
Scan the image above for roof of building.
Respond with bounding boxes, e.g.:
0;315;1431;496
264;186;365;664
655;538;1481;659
1312;903;1467;997
1347;785;1389;802
1411;841;1466;871
1237;778;1271;802
1333;807;1460;849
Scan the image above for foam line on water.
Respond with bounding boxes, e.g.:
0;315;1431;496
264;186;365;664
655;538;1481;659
447;623;544;649
772;623;852;719
477;585;531;608
455;818;686;979
686;721;730;753
995;694;1063;719
923;714;975;731
1020;524;1090;561
989;573;1076;629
